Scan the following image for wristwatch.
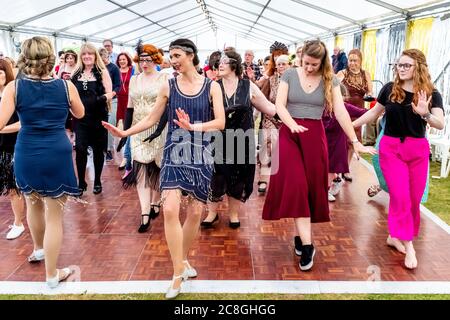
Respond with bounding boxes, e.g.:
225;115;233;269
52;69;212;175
421;112;432;121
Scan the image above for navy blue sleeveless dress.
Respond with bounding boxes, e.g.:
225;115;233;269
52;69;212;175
159;77;214;203
14;77;80;198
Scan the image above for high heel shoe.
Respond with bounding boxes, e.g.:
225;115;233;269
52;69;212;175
93;184;102;195
46;268;72;289
165;271;188;299
138;214;151;233
200;213;219;228
149;204;160;220
182;260;197;278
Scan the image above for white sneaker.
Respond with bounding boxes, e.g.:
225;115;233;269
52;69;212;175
6;224;25;240
328;192;336;202
329;178;343;196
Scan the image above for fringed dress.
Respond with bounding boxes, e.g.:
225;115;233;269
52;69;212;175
124;73;168;190
159;77;214;203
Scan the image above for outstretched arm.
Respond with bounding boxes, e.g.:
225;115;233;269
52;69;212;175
102;81;169;137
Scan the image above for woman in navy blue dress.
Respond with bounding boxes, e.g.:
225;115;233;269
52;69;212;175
0;37;84;288
103;38;225;299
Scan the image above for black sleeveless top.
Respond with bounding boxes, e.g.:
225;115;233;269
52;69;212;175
0;96;19;153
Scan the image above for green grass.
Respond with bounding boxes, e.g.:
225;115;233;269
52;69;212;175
0;293;449;300
361;154;450;225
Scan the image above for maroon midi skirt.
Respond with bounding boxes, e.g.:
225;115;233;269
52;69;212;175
262;118;330;223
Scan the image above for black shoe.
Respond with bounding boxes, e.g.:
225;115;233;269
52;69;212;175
299;244;315;271
342;174;353;182
229;220;241;229
78;182;87;197
257;181;267;193
138;214;151;233
294;236;302;256
200;213;219;228
149;204;160;220
93;185;102;195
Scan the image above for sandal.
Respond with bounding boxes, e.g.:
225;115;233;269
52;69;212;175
367;184;382;197
28;249;45;263
257;181;267;193
342;174;353;182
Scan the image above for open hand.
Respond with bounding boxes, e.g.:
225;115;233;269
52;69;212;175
289;124;308;134
101;121;126;138
173;108;193;130
353;142;377;160
411;90;432;116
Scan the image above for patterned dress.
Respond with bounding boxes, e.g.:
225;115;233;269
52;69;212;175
125;73;168;189
159;77;214;203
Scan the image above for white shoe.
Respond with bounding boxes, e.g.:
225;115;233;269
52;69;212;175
46;268;72;289
329;178;343;196
28;248;45;263
328;192;336;202
165;272;188;299
183;260;198;278
6;224;25;240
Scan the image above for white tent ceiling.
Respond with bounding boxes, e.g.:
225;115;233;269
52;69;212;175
0;0;449;52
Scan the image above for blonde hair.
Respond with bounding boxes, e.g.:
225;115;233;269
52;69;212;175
276;55;290;65
17;36;56;77
74;42;106;75
301;40;334;113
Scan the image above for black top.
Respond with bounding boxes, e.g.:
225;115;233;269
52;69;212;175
377;82;443;140
0;97;19;153
72;67;108;127
106;63;121;96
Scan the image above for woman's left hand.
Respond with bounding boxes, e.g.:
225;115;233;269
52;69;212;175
352;142;377;160
411;90;432;116
173;108;193;130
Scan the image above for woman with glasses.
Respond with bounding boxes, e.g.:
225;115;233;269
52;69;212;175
262;40;375;272
72;43;113;196
201;50;275;229
120;42;168;233
103;38;225;299
354;49;444;269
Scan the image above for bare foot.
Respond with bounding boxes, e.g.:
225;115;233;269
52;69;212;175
404;247;418;269
386;235;406;254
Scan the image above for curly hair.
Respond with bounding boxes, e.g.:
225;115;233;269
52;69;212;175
133;43;163;65
390;49;434;109
267;48;289;77
301;40;334;113
17;36;56;78
225;50;243;77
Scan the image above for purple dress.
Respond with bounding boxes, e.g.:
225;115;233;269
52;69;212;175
322;102;367;173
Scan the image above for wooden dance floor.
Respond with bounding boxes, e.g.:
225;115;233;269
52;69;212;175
0;159;449;284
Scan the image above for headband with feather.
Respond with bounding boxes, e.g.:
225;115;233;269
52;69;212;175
135;39;144;56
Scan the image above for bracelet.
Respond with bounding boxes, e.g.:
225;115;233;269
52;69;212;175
351;139;359;144
421;112;432;121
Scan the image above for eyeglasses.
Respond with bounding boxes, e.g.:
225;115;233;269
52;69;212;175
139;58;153;64
396;63;415;70
277;63;288;66
219;57;236;65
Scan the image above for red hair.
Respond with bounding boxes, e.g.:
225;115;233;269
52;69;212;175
133;44;163;65
390;49;434;109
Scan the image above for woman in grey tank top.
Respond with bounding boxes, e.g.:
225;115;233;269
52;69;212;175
103;39;225;299
262;40;376;272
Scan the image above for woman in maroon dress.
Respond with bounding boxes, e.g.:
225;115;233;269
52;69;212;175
337;49;373;181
